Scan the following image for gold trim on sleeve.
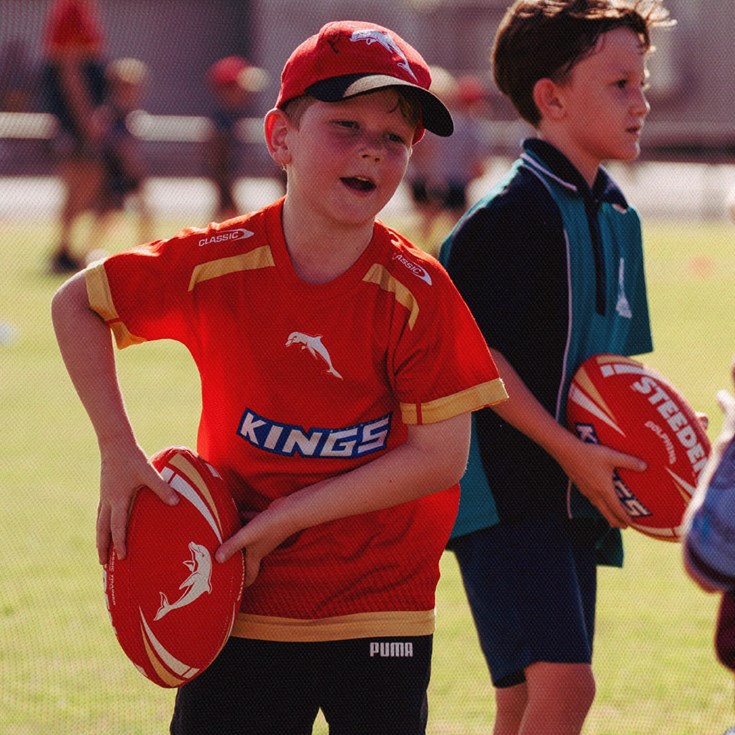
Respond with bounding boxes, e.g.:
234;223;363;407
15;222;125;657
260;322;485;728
400;378;508;424
85;263;145;349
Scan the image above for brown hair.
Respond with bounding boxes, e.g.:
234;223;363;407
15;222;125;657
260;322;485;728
492;0;672;126
282;89;422;135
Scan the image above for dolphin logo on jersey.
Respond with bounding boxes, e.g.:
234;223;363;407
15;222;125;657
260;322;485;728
154;542;212;621
286;332;344;379
350;29;417;80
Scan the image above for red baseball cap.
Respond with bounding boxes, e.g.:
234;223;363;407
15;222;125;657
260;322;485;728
276;21;454;139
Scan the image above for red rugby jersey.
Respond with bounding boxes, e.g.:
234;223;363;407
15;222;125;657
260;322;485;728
86;199;506;641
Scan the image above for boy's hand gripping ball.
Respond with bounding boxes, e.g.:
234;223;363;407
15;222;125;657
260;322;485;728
567;354;710;540
103;447;244;687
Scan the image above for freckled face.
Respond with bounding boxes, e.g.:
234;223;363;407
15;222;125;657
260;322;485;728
284;90;415;228
557;27;651;176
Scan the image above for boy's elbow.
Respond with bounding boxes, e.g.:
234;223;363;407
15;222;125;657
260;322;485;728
430;432;471;490
439;416;472;487
51;271;91;333
52;270;80;302
51;280;70;328
445;447;470;488
409;412;471;491
423;452;467;495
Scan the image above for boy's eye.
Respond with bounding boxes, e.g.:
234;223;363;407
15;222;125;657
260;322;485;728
385;132;407;145
613;78;650;93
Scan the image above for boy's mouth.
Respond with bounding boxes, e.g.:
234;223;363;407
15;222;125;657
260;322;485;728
341;176;376;193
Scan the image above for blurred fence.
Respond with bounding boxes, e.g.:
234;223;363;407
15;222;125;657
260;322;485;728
0;110;277;177
2;111;735;221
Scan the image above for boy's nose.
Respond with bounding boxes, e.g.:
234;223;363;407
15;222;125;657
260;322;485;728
632;89;650;117
358;132;385;160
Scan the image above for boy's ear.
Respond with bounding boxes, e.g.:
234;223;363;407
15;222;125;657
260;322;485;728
264;108;292;166
533;78;566;121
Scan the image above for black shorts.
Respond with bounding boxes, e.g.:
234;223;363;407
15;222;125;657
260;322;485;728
170;635;433;735
409;179;467;212
450;516;601;688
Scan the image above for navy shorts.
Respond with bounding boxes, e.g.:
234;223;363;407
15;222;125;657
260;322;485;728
170;635;432;735
449;516;602;688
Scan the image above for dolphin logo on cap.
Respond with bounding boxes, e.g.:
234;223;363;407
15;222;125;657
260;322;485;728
350;29;417;80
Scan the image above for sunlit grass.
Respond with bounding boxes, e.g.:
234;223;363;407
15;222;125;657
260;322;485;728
2;212;734;733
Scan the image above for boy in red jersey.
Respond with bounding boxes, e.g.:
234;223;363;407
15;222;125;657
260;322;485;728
52;21;507;735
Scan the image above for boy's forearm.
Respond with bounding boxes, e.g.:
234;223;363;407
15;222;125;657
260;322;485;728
489;349;637;527
282;414;469;527
488;349;579;461
51;273;137;450
219;413;471;563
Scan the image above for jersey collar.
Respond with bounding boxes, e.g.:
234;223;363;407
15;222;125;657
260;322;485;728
521;138;630;210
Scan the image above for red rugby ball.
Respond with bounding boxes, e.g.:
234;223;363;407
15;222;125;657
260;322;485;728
567;354;710;541
103;447;244;687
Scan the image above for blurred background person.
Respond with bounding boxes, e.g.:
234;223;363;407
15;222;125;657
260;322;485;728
0;38;36;112
204;55;268;221
84;57;152;256
406;67;490;253
40;0;108;273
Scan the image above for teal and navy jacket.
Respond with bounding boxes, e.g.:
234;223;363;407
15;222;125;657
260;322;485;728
440;139;653;563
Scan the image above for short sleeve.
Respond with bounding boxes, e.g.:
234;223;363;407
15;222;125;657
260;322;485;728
389;259;507;425
85;230;201;349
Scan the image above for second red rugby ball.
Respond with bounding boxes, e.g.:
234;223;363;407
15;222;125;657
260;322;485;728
567;354;710;541
104;446;244;687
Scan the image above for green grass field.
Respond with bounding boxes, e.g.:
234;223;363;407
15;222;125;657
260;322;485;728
1;208;734;734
